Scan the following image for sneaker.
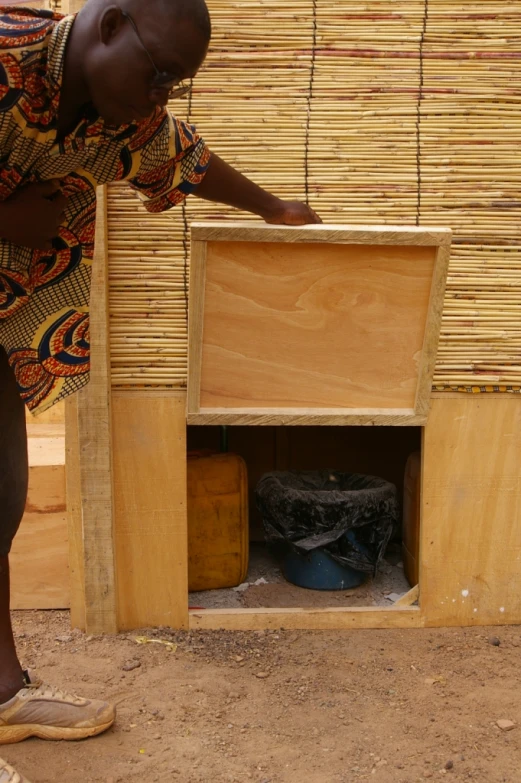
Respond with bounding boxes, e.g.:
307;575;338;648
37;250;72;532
0;757;31;783
0;672;115;745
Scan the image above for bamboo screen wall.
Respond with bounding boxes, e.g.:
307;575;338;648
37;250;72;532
107;1;521;392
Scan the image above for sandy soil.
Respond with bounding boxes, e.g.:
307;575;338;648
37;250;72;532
3;610;521;783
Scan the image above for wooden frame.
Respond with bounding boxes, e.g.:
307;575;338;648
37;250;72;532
62;200;521;633
187;222;451;426
188;394;521;631
33;0;521;635
67;387;521;632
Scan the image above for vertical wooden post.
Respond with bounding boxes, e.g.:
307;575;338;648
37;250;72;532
65;395;85;628
75;187;118;634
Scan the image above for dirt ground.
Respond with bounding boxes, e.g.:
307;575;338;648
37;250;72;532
5;610;521;783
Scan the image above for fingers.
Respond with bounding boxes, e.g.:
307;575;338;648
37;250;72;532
287;210;322;226
285;202;323;226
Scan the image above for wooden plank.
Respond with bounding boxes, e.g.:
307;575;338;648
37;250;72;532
26;423;64;439
189;606;422;631
197;241;436;413
11;431;68;610
414;244;452;417
421;395;521;627
27;435;64;467
65;395;86;630
186;240;207;415
191;222;452;247
188;410;426;427
395;585;419;607
76;187;118;635
112;390;189;630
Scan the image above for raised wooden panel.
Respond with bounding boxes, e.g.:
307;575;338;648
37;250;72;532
188;223;451;425
112;390;189;631
422;395;521;627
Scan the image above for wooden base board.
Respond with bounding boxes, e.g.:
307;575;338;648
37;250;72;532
189;606;422;631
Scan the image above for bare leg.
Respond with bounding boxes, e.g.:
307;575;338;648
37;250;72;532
0;347;28;703
0;349;115;749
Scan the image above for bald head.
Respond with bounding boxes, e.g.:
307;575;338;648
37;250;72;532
157;0;211;41
82;0;211;42
126;0;211;42
73;0;211;125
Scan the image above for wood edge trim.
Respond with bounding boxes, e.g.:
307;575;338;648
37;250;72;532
190;222;453;246
186;240;206;414
414;243;452;416
187;410;426;426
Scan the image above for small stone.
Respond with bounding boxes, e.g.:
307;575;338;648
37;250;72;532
445;760;454;770
122;660;141;672
423;772;433;779
497;719;515;731
255;672;269;679
55;635;73;643
489;636;501;647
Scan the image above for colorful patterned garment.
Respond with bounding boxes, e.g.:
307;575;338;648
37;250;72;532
0;6;210;412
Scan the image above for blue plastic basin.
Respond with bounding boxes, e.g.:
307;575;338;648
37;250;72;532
283;548;366;591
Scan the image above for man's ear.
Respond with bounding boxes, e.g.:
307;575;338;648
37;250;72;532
99;5;125;45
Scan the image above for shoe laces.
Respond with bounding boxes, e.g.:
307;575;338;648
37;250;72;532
23;681;84;705
0;761;22;783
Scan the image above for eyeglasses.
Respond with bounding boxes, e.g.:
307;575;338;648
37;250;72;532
121;10;191;100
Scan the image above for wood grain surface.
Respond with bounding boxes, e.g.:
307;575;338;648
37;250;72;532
199;241;436;410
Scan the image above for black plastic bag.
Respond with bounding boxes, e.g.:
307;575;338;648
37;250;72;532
255;470;398;574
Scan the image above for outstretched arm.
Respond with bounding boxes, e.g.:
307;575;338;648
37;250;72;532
193;152;321;225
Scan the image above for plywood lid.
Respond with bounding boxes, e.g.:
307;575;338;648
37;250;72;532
188;223;451;426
